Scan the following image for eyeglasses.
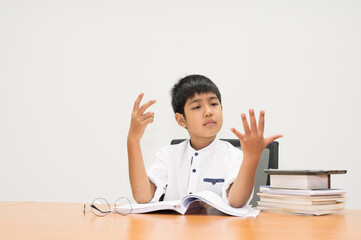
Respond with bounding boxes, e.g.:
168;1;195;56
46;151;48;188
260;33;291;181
83;197;132;217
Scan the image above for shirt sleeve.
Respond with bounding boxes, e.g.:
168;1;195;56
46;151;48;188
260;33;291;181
146;150;168;202
221;146;253;207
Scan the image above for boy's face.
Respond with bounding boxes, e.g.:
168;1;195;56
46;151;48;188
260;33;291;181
175;92;223;143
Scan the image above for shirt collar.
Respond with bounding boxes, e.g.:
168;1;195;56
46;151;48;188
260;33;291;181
186;137;219;156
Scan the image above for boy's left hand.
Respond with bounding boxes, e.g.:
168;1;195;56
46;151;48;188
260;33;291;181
231;109;283;160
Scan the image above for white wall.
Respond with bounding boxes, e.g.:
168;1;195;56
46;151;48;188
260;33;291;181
1;0;360;208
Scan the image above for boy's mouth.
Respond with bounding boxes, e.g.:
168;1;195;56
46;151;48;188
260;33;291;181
203;120;216;126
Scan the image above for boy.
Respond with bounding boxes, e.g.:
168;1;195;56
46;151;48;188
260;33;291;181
127;75;282;208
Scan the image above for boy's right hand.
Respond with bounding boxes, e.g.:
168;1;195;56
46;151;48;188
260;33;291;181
128;93;157;142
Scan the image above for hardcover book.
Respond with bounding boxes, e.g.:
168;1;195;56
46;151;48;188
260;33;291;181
264;169;347;190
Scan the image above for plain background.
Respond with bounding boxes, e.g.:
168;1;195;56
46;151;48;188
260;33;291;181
1;0;360;209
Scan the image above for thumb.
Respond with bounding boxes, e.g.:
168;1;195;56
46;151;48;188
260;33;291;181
264;134;283;146
231;128;245;141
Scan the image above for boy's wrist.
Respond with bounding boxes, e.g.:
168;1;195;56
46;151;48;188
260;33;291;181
242;153;261;166
127;134;141;145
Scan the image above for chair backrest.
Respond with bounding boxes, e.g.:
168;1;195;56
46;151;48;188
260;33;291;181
170;139;279;207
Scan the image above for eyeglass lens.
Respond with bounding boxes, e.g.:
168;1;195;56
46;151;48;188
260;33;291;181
115;197;132;215
91;198;111;217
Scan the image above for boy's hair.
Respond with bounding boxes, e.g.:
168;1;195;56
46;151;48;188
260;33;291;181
171;74;222;116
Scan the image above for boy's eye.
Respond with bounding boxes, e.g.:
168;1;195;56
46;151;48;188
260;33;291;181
192;106;201;110
211;103;219;106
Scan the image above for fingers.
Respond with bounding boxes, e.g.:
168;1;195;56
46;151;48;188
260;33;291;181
235;109;267;140
249;109;258;134
241;113;251;137
133;93;144;112
140;112;154;121
145;116;155;124
243;109;265;136
258;110;265;136
265;134;284;146
230;128;245;141
133;93;157;115
131;93;156;127
233;109;283;153
138;99;157;115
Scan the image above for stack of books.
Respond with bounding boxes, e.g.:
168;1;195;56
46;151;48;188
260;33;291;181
256;169;347;216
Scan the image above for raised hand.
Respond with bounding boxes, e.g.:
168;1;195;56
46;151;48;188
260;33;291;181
128;93;157;142
231;109;283;160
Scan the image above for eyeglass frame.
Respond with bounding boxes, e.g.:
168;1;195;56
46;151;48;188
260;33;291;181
83;197;133;217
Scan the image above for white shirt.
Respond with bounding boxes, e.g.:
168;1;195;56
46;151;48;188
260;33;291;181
147;138;246;205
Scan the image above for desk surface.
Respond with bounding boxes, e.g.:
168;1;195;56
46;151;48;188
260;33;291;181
0;201;360;240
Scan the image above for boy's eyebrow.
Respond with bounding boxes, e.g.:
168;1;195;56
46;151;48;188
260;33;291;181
188;96;218;105
208;96;218;101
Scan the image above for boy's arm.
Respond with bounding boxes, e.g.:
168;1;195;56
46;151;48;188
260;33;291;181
228;109;282;208
127;93;157;203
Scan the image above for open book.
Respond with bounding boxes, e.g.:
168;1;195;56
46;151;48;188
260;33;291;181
117;191;260;217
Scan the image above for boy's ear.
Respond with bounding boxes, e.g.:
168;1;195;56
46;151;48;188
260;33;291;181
175;113;187;128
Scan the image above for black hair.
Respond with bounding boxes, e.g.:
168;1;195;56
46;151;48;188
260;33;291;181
171;74;222;116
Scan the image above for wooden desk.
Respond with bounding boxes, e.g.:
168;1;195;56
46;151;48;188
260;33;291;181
0;201;360;240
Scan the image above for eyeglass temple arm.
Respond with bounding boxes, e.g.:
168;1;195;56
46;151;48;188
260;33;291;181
90;204;111;214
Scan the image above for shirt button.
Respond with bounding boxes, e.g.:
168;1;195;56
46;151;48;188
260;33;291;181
192;169;196;173
195;152;198;156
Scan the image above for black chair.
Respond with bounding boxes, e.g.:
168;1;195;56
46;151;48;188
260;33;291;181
170;139;279;207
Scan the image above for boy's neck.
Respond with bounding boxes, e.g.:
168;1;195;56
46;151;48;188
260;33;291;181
189;136;216;151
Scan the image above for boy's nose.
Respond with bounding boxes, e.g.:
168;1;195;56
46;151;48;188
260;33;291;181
203;106;213;117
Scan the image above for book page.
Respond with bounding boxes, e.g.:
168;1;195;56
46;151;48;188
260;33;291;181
181;191;260;217
117;200;180;214
270;175;329;189
260;186;347;196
